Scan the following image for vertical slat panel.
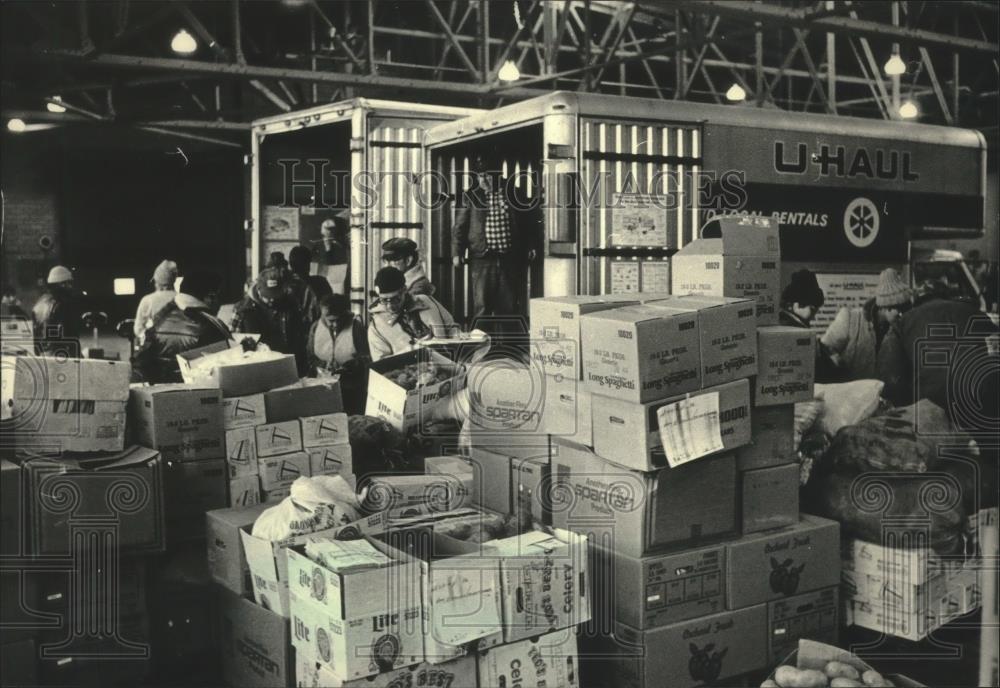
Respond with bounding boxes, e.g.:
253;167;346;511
676;128;685;249
691;129;701;243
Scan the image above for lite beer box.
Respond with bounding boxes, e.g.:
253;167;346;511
128;384;224;462
550;439;737;558
296;654;477;688
477;629;579;688
592;378;751;471
221;393;266;430
265;379;344;423
581;305;700;404
755;327;816;406
365;349;464;432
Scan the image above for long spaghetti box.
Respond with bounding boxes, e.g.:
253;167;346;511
755;327;816;406
594;542;725;630
602;605;768;688
300;412;349;448
221;393;266;430
225;426;258;478
592;378;751;471
258;451;310;491
650;295;758;386
255;420;303;457
671;216;781;325
296;653;477;688
286;538;424;680
581;304;700;404
307;444;353;481
477;628;579;688
726;514;840;609
767;586;838;664
741;462;799;534
735;404;795;471
229;475;261;508
265;378;343;423
128;384;224;462
365;349;465;431
529;295;639;379
551;438;737;558
206;502;271;595
541;376;593;447
218;586;293;688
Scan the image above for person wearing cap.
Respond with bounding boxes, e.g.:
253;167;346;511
367;267;455;362
452;153;542;326
268;249;322;327
32;265;83;355
232;267;310;373
382;237;434;297
779;269;826;328
133;259;179;343
131;270;231;383
820;268;913;382
308;293;370;413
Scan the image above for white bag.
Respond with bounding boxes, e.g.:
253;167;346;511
251;474;361;541
814;379;884;436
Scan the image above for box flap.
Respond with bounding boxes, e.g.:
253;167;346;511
582;304;687;325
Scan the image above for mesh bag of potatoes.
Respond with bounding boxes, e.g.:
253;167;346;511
762;640;924;688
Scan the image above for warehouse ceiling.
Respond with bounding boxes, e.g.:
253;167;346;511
2;0;997;150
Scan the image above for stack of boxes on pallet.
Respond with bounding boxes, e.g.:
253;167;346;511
527;217;842;688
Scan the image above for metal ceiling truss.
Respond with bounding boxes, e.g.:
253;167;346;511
5;0;998;148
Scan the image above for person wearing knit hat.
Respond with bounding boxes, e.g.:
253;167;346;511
820;267;913;381
134;260;179;342
232;267;310;373
780;269;826;328
367;266;455;361
382;237;435;297
32;265;83;355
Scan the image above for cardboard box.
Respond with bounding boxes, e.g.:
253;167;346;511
11;399;128;453
592;379;751;471
258;451;311;491
229;475;261;508
286;540;424;680
741;463;799;535
265;379;344;423
163;458;228;540
604;605;768;688
841;538;955;586
844;598;946;642
654;295;758;386
540;376;593;447
361;474;468;517
297;655;476;688
671;216;781;325
735;404;795;471
529;295;639;379
767;586;838;664
255;420;304;458
0;460;22;557
264;486;292;503
424;456;473;511
581;305;700;404
2;354;130;405
477;629;579;688
222;393;267;430
726;514;840;610
218;586;293;688
23;446;165;554
226;427;259;478
206;502;271;595
299;413;349;448
512;455;550;526
842;566;950;612
467;447;513;515
178;346;298;397
128;384;224;462
463;359;548;438
365;349;464;432
765;639;926;688
550;439;737;558
307;444;353;481
755;327;816;406
596;542;726;630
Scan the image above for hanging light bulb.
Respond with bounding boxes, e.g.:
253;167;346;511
883;53;906;76
898;100;918;119
725;83;746;102
7;118;26;133
498;60;520;82
171;28;198;55
46;96;67;113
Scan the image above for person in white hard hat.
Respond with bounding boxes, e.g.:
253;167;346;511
32;265;83;355
133;259;179;344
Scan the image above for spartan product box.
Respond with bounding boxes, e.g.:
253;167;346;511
230;475;261;508
300;413;349;448
366;349;464;432
255;420;304;458
741;463;800;535
468;447;513;515
484;529;591;643
265;379;344;423
550;439;737;559
218;587;294;688
23;446;165;554
671;216;781;325
595;542;726;630
307;444;353;481
258;451;311;491
286;541;424;681
296;654;477;688
512;455;551;526
592;379;751;471
178;345;299;397
206;502;271;595
652;295;758;387
726;514;840;610
0;460;21;557
129;384;224;462
755;327;816;406
541;377;593;447
529;295;639;380
226;426;259;478
735;404;795;471
163;458;228;541
581;305;700;404
602;605;768;688
222;393;267;430
477;628;580;688
767;586;839;664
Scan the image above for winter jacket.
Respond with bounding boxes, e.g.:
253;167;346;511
820;299;885;381
452;181;543;260
131;295;231;383
232;286;309;372
32;289;82;355
404;263;435;297
134;289;177;340
308;315;371;415
367;294;455;362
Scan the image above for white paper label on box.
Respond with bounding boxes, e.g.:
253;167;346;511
656;392;724;468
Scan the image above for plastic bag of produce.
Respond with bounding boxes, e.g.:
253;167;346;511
814;380;884;436
250;474;360;541
794;399;823;449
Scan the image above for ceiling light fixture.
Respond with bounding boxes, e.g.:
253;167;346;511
898;100;918;119
7;118;26;133
171;29;198;55
883;54;906;76
46;96;67;114
725;83;747;102
498;60;520;82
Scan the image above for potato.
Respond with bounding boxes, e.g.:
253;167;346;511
825;662;861;680
862;669;892;687
775;665;829;688
831;679;863;687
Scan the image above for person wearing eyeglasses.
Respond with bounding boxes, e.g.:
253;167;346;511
367;267;455;362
